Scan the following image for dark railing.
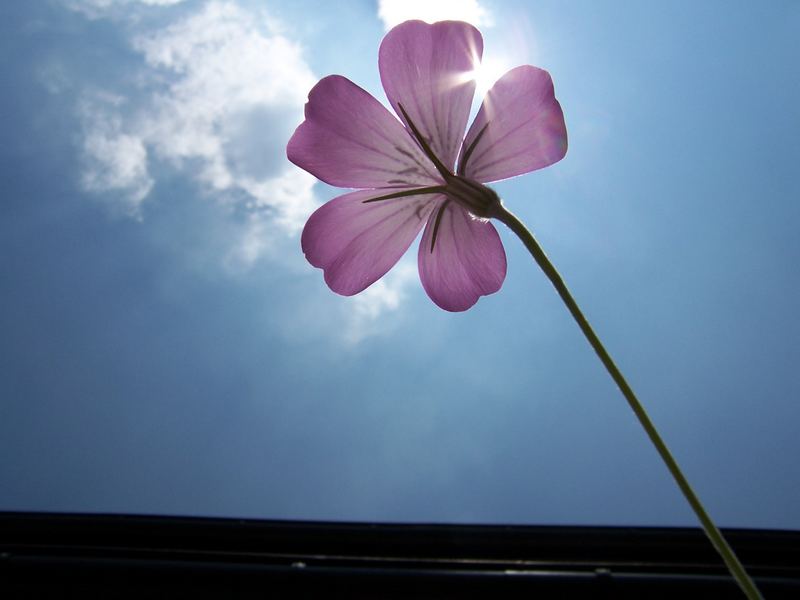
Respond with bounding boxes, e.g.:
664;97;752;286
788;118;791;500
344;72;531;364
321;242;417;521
2;513;799;598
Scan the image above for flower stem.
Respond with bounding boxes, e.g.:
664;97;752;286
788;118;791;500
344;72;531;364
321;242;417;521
491;203;764;600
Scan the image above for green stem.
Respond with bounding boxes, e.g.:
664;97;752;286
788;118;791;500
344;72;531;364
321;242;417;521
491;203;764;600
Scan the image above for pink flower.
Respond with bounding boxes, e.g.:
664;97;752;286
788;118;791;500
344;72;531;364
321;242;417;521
287;20;567;311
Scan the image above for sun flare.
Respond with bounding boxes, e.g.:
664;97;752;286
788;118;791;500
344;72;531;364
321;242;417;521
465;56;513;100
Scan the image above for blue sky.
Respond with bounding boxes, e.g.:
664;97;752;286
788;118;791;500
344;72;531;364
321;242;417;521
1;0;799;528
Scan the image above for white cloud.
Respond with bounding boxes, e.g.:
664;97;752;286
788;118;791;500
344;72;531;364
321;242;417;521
76;1;318;233
130;1;318;231
377;0;492;30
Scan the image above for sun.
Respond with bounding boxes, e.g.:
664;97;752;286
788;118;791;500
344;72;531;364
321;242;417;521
452;46;513;101
466;56;512;100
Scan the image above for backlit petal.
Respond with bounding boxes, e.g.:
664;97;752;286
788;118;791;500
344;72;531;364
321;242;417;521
459;66;567;183
418;200;506;312
379;20;482;171
287;75;440;189
302;189;438;296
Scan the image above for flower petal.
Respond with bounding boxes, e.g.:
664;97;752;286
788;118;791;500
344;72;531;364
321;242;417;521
379;20;482;171
459;66;567;183
302;188;437;296
418;200;506;312
287;75;441;188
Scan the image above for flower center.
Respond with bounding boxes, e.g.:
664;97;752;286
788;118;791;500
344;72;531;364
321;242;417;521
394;103;501;219
441;174;501;219
360;104;503;252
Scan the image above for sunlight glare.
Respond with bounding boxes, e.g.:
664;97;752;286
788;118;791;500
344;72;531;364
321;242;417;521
464;56;513;101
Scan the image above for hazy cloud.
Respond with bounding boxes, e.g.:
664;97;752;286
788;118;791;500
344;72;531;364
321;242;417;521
346;262;417;345
79;91;153;214
65;0;187;20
